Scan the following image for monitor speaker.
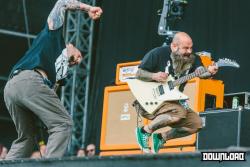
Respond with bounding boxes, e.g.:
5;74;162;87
197;109;250;150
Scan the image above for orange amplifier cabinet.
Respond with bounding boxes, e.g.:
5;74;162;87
183;78;224;112
115;61;141;85
100;85;197;151
100;85;147;151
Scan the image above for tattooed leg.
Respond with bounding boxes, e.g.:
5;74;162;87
144;114;181;133
161;127;201;141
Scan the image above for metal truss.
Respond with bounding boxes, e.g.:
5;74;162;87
0;29;36;39
62;0;96;155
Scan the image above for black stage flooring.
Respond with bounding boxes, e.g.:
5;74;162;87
1;148;250;167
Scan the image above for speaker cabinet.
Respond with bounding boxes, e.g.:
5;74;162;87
100;85;145;151
100;85;196;151
197;109;250;150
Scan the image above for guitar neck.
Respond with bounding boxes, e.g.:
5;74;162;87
170;58;239;88
172;67;206;87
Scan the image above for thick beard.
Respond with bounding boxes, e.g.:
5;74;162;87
171;51;195;76
172;51;195;64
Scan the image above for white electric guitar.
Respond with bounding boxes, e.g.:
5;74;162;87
127;58;240;114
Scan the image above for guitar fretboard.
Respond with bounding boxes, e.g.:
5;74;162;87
172;67;207;87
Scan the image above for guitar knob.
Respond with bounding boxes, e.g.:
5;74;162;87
145;102;149;105
155;102;158;105
150;102;153;105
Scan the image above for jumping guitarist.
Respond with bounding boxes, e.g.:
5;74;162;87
134;32;218;153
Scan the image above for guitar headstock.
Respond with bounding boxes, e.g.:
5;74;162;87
216;58;240;68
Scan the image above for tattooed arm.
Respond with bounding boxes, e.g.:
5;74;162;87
136;68;154;81
136;68;168;82
47;0;102;30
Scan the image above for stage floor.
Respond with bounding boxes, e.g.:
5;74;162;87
0;148;249;167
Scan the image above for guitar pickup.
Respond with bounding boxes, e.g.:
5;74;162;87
158;85;165;95
168;81;174;90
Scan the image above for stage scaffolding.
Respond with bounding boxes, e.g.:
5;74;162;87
62;0;96;154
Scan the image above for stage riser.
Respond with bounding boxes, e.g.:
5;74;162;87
0;152;250;167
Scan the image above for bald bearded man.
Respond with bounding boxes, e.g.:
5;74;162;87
134;32;218;153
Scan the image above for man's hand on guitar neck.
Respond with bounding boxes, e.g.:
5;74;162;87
152;72;168;82
207;62;218;75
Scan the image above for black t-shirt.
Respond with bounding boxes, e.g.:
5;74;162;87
10;24;65;84
139;46;203;91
